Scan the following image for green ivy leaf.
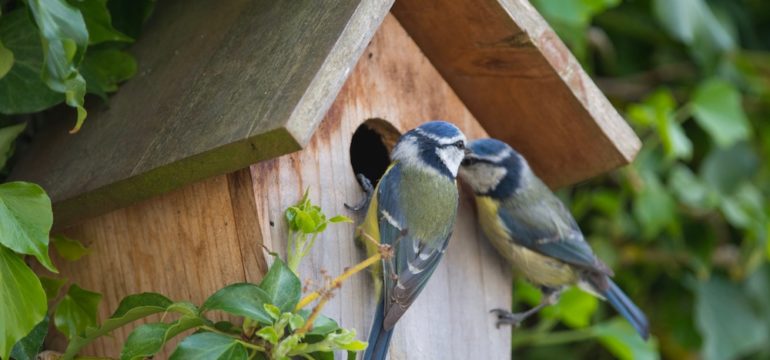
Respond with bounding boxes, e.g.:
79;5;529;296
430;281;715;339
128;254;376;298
256;326;279;345
169;332;248;360
62;292;173;359
627;89;691;160
669;164;718;210
51;234;90;261
329;215;353;223
700;142;759;195
80;48;137;99
54;284;102;339
691;79;752;147
0;122;26;170
39;276;67;301
10;316;49;360
0;246;47;360
70;0;133;44
594;318;659;360
633;176;677;239
120;316;206;360
201;283;272;324
0;40;12;80
297;310;339;336
653;0;734;53
695;276;768;360
259;258;302;313
0;10;62;114
542;287;598;328
0;181;56;272
26;0;89;132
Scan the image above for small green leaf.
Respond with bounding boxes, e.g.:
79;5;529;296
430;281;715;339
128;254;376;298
0;182;56;272
329;215;353;223
10;316;49;360
275;334;302;358
259;258;302;313
699;142;759;195
255;326;279;345
62;293;174;359
169;332;248;360
289;313;305;331
0;246;46;360
80;48;137;99
39;276;67;301
691;79;752;147
120;316;205;360
0;122;26;170
669;164;718;210
201;283;272;324
633;176;677;239
167;301;199;317
594;318;659;360
51;234;90;261
296;210;317;233
54;284;102;339
264;303;281;320
0;40;12;80
696;276;767;360
70;0;133;44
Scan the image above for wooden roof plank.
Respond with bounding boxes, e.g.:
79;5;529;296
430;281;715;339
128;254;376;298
392;0;641;187
11;0;393;227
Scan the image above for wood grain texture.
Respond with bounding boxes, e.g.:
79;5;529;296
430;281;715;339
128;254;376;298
41;169;266;358
11;0;393;228
392;0;642;188
252;15;512;359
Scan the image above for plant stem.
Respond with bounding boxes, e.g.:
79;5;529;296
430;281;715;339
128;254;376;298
295;252;382;311
237;339;267;352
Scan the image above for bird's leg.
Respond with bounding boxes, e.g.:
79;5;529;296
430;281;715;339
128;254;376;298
491;287;562;328
344;174;374;211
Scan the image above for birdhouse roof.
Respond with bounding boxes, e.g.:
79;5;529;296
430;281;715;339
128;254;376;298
11;0;640;227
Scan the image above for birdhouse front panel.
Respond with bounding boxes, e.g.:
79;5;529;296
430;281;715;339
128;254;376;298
252;15;512;359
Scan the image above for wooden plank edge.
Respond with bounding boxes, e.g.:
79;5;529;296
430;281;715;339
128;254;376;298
284;0;395;145
52;128;300;229
498;0;642;164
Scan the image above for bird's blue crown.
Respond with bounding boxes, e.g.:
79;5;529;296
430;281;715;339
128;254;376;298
392;121;466;179
463;138;524;198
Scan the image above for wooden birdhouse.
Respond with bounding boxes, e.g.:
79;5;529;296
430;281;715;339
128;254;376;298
13;0;640;358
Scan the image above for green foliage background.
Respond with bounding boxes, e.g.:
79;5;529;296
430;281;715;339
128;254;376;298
511;0;770;359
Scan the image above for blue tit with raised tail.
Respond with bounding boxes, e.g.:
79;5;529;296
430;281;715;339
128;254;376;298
458;138;649;340
355;121;468;360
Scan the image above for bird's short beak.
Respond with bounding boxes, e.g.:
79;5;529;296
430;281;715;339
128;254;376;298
464;148;472;156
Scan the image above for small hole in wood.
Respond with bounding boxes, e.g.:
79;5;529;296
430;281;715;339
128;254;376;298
349;119;401;187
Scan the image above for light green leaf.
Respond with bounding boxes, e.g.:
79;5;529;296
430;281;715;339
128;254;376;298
542;287;599;328
169;332;248;360
632;176;677;239
329;215;353;223
595;318;659;360
668;164;717;210
10;316;49;360
0;246;47;360
0;122;26;169
0;181;56;272
0;10;62;114
691;79;752;147
201;283;273;324
0;40;12;80
51;234;90;261
70;0;133;44
39;276;67;301
120;316;206;360
627;89;691;160
26;0;89;132
80;48;136;99
62;292;174;359
700;142;759;195
256;326;279;345
289;313;305;331
695;276;768;360
653;0;734;51
720;184;765;230
54;284;102;339
259;258;302;313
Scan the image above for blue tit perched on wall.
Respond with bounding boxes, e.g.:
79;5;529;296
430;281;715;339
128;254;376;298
355;121;468;360
458;138;649;340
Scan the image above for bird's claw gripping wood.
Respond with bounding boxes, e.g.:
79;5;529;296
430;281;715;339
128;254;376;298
490;307;542;328
345;173;374;211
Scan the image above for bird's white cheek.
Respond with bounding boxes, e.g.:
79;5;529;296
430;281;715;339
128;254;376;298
436;147;464;177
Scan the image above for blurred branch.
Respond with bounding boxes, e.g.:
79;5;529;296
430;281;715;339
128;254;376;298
596;63;698;102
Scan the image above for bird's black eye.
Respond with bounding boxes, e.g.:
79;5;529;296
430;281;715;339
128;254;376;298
453;140;465;149
461;158;470;166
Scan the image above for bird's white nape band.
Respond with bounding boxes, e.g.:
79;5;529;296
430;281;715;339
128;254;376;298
414;127;466;145
475;147;513;163
391;136;445;177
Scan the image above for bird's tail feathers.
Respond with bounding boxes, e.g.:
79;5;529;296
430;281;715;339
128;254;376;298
363;301;395;360
602;279;650;340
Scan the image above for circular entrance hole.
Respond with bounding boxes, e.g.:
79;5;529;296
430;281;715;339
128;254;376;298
349;119;401;187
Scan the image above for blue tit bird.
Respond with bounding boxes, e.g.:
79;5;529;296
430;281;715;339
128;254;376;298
355;121;468;360
458;138;649;340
